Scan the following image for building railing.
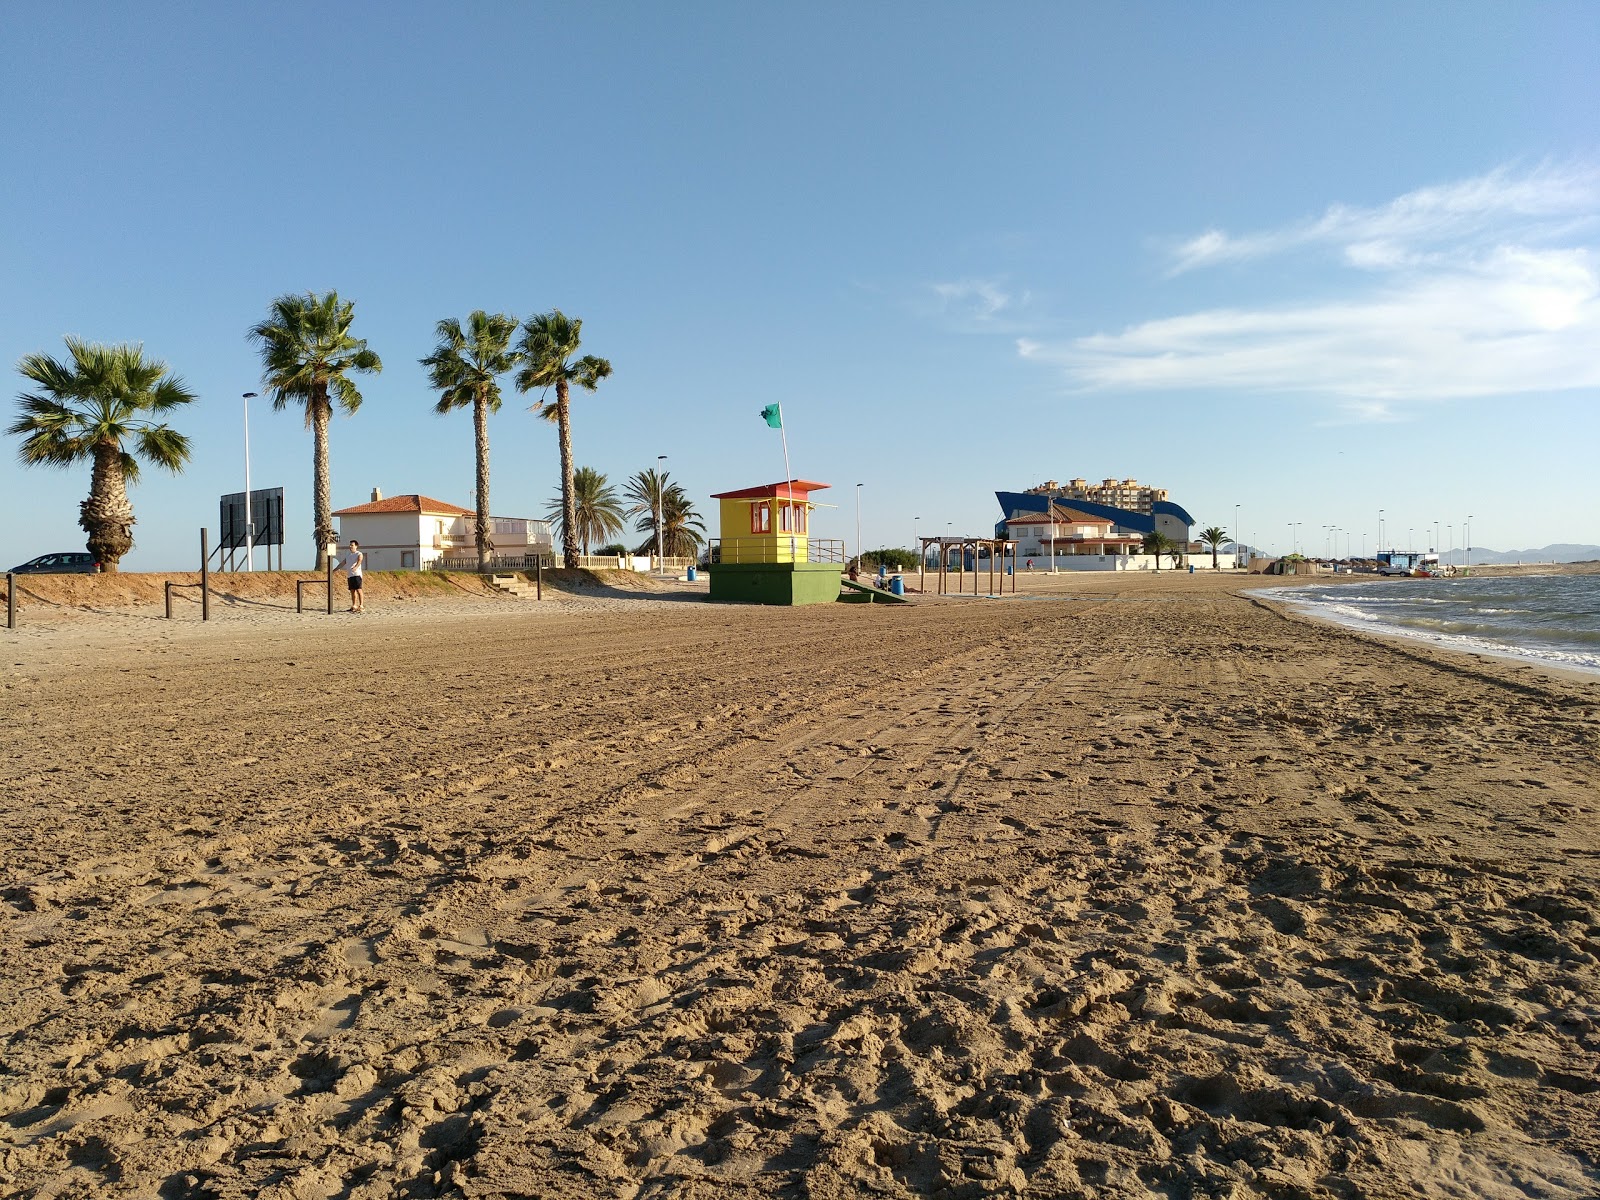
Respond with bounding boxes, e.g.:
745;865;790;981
707;538;846;565
437;553;554;571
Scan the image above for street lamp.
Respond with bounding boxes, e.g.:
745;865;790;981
1048;486;1058;574
242;392;257;571
655;455;667;573
1466;514;1473;566
1234;504;1241;568
855;483;863;571
913;515;921;559
1378;508;1385;553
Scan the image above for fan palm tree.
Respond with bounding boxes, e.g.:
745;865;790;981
624;466;668;560
632;482;706;558
545;465;624;556
248;292;382;568
421;311;520;570
11;338;195;572
1198;526;1229;570
1142;529;1175;571
516;310;611;569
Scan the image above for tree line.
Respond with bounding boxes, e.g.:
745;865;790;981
8;291;699;573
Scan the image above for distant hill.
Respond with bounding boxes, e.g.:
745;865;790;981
1438;544;1600;566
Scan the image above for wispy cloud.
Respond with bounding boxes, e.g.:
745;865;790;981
926;278;1033;330
1027;163;1600;413
1168;161;1599;274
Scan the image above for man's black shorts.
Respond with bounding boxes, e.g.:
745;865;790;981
349;576;363;591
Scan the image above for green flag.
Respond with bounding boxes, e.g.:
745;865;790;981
759;403;782;429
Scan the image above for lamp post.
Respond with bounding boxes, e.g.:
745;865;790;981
1234;503;1241;568
1466;514;1473;566
1433;520;1440;556
855;482;863;571
242;392;257;571
655;455;667;574
1048;487;1057;574
1378;508;1385;553
914;515;920;559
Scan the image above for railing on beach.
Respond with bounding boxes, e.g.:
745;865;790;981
706;538;846;565
437;553;554;572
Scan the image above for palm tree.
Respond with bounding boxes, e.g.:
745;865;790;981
516;310;611;569
624;466;667;560
248;292;382;569
546;465;624;556
632;482;706;558
421;311;520;570
1198;526;1229;570
10;338;195;572
1142;529;1175;571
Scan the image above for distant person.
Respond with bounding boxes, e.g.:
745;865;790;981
334;540;366;612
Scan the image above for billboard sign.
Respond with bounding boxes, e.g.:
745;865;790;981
220;487;285;549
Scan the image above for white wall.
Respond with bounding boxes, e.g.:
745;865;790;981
335;513;429;571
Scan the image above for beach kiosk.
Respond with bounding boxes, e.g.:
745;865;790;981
707;479;845;605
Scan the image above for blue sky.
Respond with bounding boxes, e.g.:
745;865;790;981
3;2;1597;568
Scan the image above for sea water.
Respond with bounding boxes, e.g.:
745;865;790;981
1271;573;1600;675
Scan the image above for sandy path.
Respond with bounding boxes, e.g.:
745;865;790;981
2;580;1598;1199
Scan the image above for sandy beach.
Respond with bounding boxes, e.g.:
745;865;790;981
3;570;1598;1199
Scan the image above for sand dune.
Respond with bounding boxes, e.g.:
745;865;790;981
2;574;1597;1198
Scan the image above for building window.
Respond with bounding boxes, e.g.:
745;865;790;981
778;502;807;534
401;551;415;568
751;502;770;534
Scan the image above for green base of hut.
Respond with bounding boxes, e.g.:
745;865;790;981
706;561;843;606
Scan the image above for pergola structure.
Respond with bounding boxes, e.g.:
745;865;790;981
918;536;1019;597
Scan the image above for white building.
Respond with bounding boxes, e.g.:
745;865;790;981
1005;504;1144;559
333;491;553;570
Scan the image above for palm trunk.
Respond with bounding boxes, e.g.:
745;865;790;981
80;439;135;572
474;393;492;572
312;388;333;570
557;378;578;569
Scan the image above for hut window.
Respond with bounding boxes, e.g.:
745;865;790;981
751;502;770;534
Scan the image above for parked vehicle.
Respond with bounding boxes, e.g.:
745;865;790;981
7;552;98;574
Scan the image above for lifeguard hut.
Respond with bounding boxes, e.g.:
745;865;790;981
706;479;846;605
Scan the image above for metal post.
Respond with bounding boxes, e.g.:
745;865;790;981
165;581;173;619
242;393;257;571
200;529;210;621
536;557;543;600
855;483;862;574
326;554;334;614
919;539;925;594
6;573;14;629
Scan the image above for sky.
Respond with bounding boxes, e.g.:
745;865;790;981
3;2;1598;569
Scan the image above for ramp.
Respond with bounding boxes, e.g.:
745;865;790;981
839;578;910;604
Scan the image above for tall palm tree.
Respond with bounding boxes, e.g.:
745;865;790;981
1142;529;1175;571
632;482;706;558
624;466;668;559
1198;526;1229;570
516;311;611;569
10;338;195;572
248;292;382;568
421;311;520;570
545;465;624;556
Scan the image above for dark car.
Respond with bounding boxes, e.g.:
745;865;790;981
8;552;99;574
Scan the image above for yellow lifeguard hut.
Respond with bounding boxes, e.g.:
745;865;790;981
707;479;845;604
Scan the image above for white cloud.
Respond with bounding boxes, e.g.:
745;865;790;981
1031;163;1600;412
927;278;1032;329
1169;161;1600;274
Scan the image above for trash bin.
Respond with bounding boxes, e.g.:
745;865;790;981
686;565;697;582
1188;564;1195;574
890;575;904;596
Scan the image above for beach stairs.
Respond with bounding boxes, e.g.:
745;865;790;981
488;572;534;599
839;578;910;604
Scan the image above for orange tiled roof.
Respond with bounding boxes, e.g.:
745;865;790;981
332;494;475;517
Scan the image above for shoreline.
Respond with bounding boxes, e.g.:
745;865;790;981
1257;574;1600;683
